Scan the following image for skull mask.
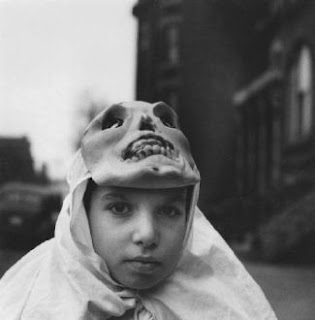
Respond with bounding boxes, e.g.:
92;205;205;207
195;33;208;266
81;101;200;188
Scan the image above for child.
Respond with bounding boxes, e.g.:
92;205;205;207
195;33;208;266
0;101;277;319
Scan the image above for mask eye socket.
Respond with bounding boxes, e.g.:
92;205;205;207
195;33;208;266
102;105;126;130
153;102;179;129
103;116;123;129
160;114;176;128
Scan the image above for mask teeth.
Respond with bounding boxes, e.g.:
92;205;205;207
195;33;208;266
125;142;177;162
123;136;175;161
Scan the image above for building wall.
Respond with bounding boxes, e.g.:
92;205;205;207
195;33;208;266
276;1;315;141
271;1;315;186
179;0;271;210
230;1;315;252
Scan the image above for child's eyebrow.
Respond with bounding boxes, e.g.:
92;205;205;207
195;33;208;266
101;193;128;202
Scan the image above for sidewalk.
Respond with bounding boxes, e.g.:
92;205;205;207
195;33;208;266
244;259;315;320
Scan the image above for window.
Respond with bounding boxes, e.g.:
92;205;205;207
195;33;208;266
168;26;179;64
162;24;179;64
287;45;313;143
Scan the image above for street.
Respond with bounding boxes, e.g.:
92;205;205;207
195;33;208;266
0;249;314;319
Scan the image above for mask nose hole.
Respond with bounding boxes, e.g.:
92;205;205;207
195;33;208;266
139;115;155;131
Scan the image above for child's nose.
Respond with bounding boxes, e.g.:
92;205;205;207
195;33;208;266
132;212;158;249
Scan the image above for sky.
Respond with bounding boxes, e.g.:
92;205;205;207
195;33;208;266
0;0;137;179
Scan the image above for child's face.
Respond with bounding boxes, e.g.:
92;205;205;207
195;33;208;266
88;185;187;290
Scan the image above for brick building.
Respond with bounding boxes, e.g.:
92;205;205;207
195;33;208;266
234;0;315;260
133;0;315;260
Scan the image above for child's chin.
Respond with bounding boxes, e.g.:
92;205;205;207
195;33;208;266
114;262;176;290
118;274;165;291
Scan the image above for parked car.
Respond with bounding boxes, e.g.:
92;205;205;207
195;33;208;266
0;182;62;248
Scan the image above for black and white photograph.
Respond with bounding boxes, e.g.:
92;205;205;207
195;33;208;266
0;1;314;319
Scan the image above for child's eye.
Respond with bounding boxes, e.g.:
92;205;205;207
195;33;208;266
158;206;182;218
108;203;130;215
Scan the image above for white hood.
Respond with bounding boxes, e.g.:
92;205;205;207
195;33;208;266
0;150;277;319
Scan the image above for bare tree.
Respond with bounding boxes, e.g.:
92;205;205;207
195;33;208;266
72;90;108;150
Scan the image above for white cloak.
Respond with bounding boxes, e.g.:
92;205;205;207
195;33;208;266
0;152;277;319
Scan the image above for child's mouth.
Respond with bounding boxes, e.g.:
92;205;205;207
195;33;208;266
125;256;161;273
123;134;178;162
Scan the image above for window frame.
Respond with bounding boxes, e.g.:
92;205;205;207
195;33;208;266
286;44;313;144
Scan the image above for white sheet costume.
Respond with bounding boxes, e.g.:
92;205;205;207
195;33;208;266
0;101;277;319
